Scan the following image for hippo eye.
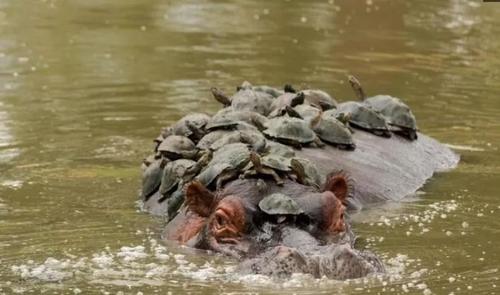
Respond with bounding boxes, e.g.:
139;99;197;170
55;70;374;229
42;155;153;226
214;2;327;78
216;214;226;227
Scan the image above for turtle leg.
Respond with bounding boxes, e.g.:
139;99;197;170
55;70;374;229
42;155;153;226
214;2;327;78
256;167;283;185
290;92;305;107
216;171;238;190
290;159;307;186
284;105;303;119
242;169;257;179
313;136;325;148
375;130;391;138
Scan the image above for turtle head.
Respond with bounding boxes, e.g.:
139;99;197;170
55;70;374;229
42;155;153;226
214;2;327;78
210;87;232;106
283;84;297;93
237;81;253;91
348;75;366;101
336;112;352;125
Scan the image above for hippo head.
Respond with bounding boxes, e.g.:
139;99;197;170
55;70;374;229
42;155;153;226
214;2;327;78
164;172;384;280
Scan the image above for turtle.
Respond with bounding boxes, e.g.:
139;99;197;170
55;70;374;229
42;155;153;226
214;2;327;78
210;129;267;152
264;141;296;158
198;122;264;150
335;101;391;138
159;153;210;197
348;75;418;140
211;87;273;115
196;130;230;150
302;89;338;110
141;158;167;201
268;91;305;118
205;108;268;131
290;157;322;188
153;127;173;152
263;117;323;149
195;143;252;190
165;187;185;221
157;135;198;160
364;95;418;140
242;152;295;185
312;114;355;150
172;113;210;141
141;153;161;172
293;104;322;124
258;193;304;223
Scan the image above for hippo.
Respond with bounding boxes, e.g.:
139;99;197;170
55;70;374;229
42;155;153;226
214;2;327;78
144;129;459;279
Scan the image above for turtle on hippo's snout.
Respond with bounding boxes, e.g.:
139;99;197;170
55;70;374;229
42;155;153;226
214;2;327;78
162;171;384;280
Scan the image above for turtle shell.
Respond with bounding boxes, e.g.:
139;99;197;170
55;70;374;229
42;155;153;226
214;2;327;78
172;113;210;140
210;129;267;152
291;157;322;188
196;130;229;150
364;95;417;131
302;89;338;110
157;135;197;160
206;108;268;131
335;102;389;132
263;117;316;145
261;154;292;172
231;89;274;115
265;141;296;158
313;116;355;148
259;193;304;215
252;85;284;98
142;158;166;200
196;143;251;186
294;104;321;124
159;159;197;195
196;162;232;187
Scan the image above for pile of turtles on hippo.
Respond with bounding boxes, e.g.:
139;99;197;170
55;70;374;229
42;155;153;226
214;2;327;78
138;76;455;280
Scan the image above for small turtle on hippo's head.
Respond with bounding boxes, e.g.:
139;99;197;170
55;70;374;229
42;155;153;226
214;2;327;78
259;193;305;223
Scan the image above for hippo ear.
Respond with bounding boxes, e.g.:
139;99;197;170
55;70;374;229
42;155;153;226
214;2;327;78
322;170;353;205
185;181;216;217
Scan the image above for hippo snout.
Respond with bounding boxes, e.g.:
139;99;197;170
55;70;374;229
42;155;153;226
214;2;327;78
237;243;384;280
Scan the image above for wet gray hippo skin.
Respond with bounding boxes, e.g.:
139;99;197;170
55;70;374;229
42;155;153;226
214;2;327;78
298;130;459;209
149;130;458;279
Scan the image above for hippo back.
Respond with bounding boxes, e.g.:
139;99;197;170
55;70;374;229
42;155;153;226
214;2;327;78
297;130;459;209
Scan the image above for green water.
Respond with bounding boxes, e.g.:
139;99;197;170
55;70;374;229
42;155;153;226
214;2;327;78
0;0;499;294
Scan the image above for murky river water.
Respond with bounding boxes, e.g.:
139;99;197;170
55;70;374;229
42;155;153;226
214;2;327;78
0;0;499;294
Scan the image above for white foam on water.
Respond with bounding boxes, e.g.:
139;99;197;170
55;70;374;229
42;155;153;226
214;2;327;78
7;234;431;292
